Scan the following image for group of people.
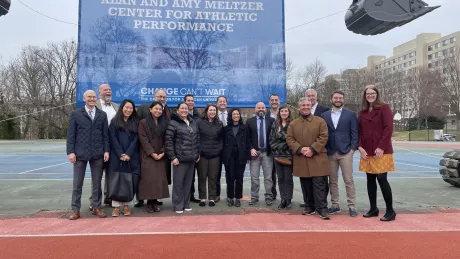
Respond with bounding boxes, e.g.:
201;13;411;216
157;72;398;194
66;83;396;222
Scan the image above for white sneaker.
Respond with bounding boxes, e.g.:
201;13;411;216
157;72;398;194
184;208;192;211
175;210;184;214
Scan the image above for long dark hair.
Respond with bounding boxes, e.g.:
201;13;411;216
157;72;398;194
227;108;243;125
274;104;292;131
113;99;139;132
146;101;167;136
202;103;219;123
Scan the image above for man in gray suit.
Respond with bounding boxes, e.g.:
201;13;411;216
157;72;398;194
88;84;118;210
67;90;110;220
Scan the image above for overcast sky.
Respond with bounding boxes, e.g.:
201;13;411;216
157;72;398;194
0;0;457;74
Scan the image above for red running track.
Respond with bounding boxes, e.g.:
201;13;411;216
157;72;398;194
1;232;459;259
1;212;460;258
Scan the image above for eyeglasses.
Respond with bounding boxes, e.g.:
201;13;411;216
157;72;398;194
366;93;377;96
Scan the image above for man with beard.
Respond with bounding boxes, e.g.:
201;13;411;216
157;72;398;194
286;98;330;220
247;102;275;206
265;94;280;200
321;90;358;217
89;84;118;209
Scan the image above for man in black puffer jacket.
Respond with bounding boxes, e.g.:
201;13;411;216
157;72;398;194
165;103;200;213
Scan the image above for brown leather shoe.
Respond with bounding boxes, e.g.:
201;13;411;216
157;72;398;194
123;206;131;216
69;211;80;220
112;207;120;217
92;208;107;218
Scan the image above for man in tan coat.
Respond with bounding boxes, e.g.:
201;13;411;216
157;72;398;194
286;97;330;220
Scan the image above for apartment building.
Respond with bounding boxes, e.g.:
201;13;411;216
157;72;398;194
366;32;459;119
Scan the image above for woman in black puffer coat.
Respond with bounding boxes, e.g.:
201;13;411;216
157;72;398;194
165;102;200;213
196;104;223;207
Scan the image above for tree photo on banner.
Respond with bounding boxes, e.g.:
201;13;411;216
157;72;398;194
76;0;286;107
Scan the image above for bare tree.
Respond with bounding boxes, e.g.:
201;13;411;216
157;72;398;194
286;59;327;106
440;48;460;127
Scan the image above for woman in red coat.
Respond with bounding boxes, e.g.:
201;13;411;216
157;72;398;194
358;85;396;222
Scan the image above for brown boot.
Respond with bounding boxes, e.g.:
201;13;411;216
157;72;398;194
69;211;80;220
112;207;120;217
123;205;131;216
92;208;107;218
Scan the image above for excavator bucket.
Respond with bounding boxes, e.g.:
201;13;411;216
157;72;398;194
0;0;10;17
345;0;440;36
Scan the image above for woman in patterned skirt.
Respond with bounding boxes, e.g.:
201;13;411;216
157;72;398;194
358;85;396;222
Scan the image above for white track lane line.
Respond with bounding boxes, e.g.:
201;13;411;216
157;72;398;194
1;229;460;238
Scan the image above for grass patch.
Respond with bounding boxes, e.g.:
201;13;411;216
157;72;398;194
393;130;459;141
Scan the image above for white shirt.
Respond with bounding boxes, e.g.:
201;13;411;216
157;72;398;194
331;108;343;129
219;110;228;126
270;110;278;119
311;103;318;115
100;99;117;126
85;105;95;120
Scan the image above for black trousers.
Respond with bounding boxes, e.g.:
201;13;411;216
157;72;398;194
299;176;328;213
271;160;277;198
225;156;245;199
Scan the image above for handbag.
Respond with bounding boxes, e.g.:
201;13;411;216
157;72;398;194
274;157;292;166
107;162;134;202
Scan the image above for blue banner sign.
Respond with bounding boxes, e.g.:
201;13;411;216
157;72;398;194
77;0;286;107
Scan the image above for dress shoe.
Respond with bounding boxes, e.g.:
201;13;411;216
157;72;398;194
190;197;200;203
227;198;234;207
278;199;287;209
380;211;396;221
157;200;163;206
265;198;272;206
123;206;131;216
199;200;206;207
146;204;154;213
134;200;144;207
209;200;216;207
235;199;241;207
69;211;80;220
248;198;258;205
152;204;160;212
89;205;93;211
285;200;292;209
112;207;121;217
363;208;379;218
92;208;107;218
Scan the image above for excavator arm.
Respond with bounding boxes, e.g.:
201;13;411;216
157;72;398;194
345;0;440;35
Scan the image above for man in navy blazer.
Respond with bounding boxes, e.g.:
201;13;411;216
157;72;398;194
320;90;359;217
66;90;110;220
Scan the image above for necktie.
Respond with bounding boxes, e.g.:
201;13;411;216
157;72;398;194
259;116;264;148
104;101;111;106
220;112;227;126
89;110;94;120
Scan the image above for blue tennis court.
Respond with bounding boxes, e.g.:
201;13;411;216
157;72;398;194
0;140;449;180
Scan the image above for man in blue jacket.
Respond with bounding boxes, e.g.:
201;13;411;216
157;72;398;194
321;90;359;217
66;90;110;220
